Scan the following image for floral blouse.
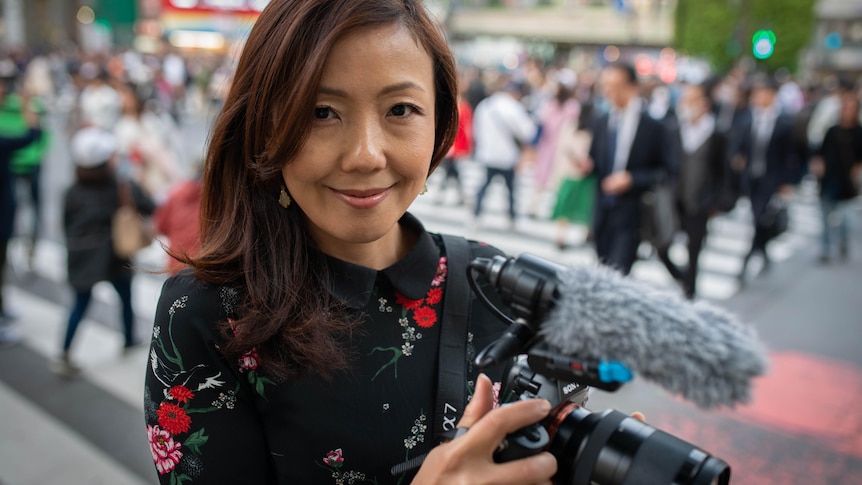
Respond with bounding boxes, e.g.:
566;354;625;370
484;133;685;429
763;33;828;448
144;214;512;484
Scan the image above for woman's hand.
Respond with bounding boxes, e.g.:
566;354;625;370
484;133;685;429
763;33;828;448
412;374;557;485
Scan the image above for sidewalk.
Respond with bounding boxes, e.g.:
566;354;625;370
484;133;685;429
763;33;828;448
0;240;165;485
589;210;862;484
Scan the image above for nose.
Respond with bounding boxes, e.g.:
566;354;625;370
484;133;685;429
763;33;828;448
341;114;386;173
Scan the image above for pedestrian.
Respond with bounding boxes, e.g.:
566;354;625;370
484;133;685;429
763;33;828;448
810;91;862;263
471;78;537;232
0;72;50;266
529;79;580;218
143;1;556;483
656;82;729;299
114;85;183;203
77;66;122;132
433;86;472;206
551;101;596;250
54;126;156;377
733;74;797;282
0;92;43;346
588;62;674;275
153;164;202;274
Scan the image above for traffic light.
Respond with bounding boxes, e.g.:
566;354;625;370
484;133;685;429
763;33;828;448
752;30;776;60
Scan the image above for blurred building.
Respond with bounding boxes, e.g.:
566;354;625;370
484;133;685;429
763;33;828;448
802;0;862;80
0;0;265;54
447;0;675;75
1;0;79;49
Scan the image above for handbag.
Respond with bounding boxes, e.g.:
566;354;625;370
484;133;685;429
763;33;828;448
112;179;153;258
640;183;678;249
758;195;789;240
714;171;741;213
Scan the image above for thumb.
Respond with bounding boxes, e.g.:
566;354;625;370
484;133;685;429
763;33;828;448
456;373;495;430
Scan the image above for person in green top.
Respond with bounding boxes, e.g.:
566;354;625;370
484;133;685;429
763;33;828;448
0;73;50;263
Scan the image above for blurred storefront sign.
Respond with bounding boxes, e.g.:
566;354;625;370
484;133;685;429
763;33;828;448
158;0;267;50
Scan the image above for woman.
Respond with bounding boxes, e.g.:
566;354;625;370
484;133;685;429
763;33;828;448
114;85;183;203
56;126;156;377
529;80;580;218
143;1;556;484
550;102;596;251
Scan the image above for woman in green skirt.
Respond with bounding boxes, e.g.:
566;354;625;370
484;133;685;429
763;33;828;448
551;103;596;250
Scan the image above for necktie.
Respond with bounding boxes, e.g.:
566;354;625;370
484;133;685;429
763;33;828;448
750;114;769;179
607;113;619;173
603;113;619;207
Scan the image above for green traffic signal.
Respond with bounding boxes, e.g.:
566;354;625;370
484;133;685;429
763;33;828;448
752;29;776;59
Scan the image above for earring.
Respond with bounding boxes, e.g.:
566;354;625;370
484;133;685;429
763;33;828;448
419;184;428;196
278;186;291;208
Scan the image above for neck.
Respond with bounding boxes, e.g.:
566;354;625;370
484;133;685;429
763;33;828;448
316;223;415;271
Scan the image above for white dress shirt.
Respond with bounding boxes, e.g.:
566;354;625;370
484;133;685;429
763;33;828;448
472;92;537;169
610;97;643;173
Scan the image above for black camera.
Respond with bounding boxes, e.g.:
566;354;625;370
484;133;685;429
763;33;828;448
468;254;732;485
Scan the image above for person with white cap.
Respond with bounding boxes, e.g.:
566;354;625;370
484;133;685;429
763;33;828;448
53;126;156;377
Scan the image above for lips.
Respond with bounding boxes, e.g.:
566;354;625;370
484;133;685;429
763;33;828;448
331;186;392;209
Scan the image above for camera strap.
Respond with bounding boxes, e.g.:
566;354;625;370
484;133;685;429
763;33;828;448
434;234;472;443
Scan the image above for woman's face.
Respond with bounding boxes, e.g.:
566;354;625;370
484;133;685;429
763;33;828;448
282;23;436;262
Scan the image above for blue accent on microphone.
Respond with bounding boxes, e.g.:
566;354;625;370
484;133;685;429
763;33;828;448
598;361;633;383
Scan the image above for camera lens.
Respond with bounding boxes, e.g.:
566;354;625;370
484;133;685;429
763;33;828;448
545;403;730;485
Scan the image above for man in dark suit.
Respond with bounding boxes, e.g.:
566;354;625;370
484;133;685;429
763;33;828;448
657;81;729;299
732;74;796;281
589;62;674;275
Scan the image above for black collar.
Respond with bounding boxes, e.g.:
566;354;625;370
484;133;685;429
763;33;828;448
323;212;440;308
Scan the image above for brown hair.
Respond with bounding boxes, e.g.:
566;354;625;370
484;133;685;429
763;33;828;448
186;0;459;380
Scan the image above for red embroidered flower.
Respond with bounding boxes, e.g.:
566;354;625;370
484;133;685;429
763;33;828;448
323;448;344;467
395;292;424;310
169;385;194;404
426;287;442;305
238;348;259;372
413;306;437;328
148;425;183;475
156;402;192;435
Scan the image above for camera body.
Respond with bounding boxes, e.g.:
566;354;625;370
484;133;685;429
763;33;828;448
470;254;731;485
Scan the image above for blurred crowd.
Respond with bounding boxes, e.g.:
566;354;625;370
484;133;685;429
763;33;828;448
0;43;221;369
437;56;861;298
0;41;859;370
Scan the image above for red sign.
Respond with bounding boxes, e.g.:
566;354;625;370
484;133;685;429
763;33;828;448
162;0;270;14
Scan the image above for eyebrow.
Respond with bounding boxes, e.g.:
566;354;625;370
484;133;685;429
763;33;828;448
318;81;426;98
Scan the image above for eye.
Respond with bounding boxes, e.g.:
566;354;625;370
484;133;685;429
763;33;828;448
314;106;335;119
389;104;418;117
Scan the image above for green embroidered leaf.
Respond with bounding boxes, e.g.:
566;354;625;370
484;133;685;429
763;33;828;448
369;346;403;380
170;472;191;485
258;376;276;386
185;406;218;414
167;314;185;369
255;377;267;399
183;428;209;455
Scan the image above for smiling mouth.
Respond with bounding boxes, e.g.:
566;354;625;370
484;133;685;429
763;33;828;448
332;186;392;209
336;188;388;198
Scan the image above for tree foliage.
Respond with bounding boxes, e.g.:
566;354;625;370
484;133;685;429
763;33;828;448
674;0;816;73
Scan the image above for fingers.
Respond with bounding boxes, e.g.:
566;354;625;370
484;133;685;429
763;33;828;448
631;411;646;423
490;451;557;485
464;397;551;449
456;373;495;430
414;375;555;485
